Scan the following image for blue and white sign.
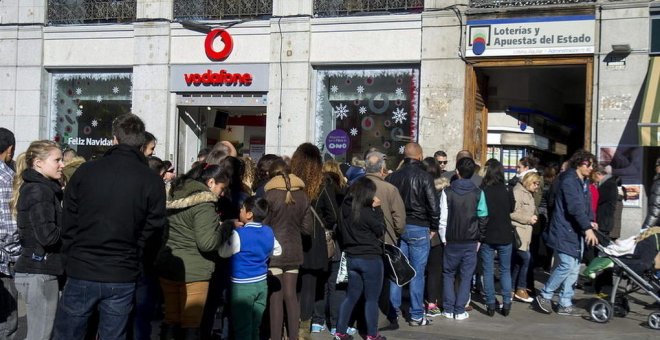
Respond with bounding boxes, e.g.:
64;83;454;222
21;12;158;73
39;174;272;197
466;15;595;57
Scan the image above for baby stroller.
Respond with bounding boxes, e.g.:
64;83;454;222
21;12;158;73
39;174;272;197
586;228;660;329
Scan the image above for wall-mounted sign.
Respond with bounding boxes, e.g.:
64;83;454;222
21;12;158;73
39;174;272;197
466;15;595;57
205;29;233;61
325;129;350;155
170;64;269;92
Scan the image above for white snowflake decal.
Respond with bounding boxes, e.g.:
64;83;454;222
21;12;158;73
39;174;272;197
76;109;83;117
75;88;82;95
350;128;358;136
399;145;405;154
333;103;349;120
395;88;404;97
330;85;339;93
112;86;120;94
91;119;98;127
392;107;407;124
359;106;367;115
356;85;364;94
96;95;103;103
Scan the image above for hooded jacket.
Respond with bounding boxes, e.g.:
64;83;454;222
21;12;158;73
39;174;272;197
62;145;167;282
543;169;594;259
14;168;64;276
157;179;221;282
440;178;488;243
386;158;439;231
263;174;312;269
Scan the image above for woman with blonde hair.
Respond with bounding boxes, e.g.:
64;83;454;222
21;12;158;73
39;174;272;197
10;140;64;340
510;171;541;303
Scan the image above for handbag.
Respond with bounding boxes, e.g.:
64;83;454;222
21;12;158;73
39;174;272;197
336;252;348;284
310;207;336;259
382;227;416;287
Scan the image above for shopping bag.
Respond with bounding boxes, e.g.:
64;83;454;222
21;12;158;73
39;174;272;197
336;252;348;284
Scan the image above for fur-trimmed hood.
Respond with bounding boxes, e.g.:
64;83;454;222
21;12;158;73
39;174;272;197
167;179;217;210
265;173;305;192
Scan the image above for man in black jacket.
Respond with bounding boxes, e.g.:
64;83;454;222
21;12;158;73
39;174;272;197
386;143;438;327
54;114;167;340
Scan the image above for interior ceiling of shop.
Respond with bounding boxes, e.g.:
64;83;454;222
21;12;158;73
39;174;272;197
482;65;586;127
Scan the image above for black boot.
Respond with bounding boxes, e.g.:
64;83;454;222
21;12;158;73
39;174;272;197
486;304;496;317
182;327;200;340
501;303;511;317
160;323;179;340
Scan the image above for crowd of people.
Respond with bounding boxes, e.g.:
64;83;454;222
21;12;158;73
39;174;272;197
0;115;658;340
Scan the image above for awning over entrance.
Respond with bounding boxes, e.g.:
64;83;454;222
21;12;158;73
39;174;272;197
639;57;660;146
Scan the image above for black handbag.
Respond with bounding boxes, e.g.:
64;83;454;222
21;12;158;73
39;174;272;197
382;227;416;287
512;226;522;249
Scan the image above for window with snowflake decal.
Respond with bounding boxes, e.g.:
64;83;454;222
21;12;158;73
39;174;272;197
314;67;420;169
50;72;132;160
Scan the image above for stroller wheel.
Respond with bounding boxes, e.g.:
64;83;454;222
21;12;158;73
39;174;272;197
589;299;612;323
649;312;660;330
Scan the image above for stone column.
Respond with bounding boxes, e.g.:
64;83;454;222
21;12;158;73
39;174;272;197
266;1;313;155
418;1;468;161
132;0;173;159
0;0;47;153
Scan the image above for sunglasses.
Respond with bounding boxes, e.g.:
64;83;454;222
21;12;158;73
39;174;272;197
438;161;448;165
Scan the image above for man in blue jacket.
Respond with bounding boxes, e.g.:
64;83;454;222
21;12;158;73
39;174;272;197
535;149;599;316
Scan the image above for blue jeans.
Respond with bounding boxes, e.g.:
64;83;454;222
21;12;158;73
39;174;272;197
133;273;158;340
14;273;59;340
389;225;430;320
511;250;531;290
337;256;383;337
442;242;478;314
54;278;136;340
540;251;580;308
479;243;512;306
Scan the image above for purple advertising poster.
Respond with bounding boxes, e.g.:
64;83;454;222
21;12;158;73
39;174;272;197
326;129;350;155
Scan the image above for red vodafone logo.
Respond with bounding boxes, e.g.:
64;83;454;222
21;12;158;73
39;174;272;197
205;29;233;61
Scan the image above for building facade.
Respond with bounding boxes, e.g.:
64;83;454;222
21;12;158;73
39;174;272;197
0;0;657;233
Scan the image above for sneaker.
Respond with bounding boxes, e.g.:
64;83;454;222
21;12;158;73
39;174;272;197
557;305;583;317
330;327;357;335
333;333;354;340
426;305;442;317
454;312;470;320
367;335;387;340
311;323;325;333
441;311;454;319
514;289;534;303
408;317;432;326
535;295;552;314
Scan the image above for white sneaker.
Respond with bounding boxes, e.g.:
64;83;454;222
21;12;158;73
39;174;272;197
454;312;470;320
441;312;454;319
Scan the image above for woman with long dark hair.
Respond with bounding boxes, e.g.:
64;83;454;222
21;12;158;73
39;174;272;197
334;177;386;340
156;163;229;338
290;143;339;338
479;159;515;316
263;159;311;340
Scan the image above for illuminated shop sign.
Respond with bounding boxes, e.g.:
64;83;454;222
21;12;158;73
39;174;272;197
466;15;595;57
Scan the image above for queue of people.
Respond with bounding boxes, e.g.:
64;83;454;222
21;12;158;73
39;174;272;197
0;119;654;340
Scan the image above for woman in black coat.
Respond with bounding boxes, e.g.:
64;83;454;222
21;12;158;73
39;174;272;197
479;159;515;317
11;140;64;340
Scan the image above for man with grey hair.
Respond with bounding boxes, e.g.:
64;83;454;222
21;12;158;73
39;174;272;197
365;151;406;245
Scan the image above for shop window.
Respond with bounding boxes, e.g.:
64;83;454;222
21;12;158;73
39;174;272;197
50;72;132;160
315;67;420;169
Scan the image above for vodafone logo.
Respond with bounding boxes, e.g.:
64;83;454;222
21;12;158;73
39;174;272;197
205;29;233;61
